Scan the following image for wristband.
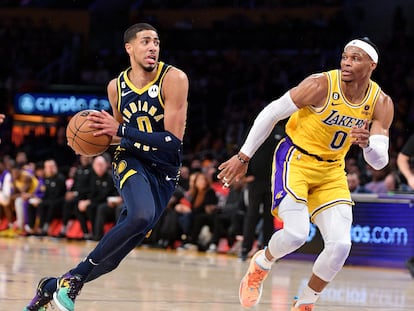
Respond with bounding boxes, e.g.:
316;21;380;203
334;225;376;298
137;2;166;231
237;153;249;164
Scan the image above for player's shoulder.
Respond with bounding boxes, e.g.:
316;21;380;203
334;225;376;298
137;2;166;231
296;72;328;95
107;78;118;94
164;65;188;84
377;89;393;105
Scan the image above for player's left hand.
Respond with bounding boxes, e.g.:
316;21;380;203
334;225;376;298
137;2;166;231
87;110;119;137
350;119;370;148
217;155;248;188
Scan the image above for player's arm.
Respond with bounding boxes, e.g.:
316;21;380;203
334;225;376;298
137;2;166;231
239;73;328;159
116;68;189;152
218;74;328;184
106;79;122;145
356;91;393;170
162;67;189;141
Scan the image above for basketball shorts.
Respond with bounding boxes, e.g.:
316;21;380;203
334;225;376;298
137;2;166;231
271;137;353;222
112;149;178;209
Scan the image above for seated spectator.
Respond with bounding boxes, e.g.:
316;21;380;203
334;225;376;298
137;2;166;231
22;162;46;234
93;195;123;241
38;159;67;236
11;163;39;234
0;159;13;234
75;155;116;240
364;166;394;194
59;155;93;237
207;178;247;253
347;172;372;194
174;172;198;243
148;188;184;249
181;172;218;251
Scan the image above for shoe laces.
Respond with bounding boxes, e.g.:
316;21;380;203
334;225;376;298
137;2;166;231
63;275;83;300
247;266;268;289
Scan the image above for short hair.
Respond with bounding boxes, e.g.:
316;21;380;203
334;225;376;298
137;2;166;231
356;37;379;57
123;23;158;44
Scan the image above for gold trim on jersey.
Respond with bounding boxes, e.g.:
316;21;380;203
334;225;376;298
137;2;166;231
334;69;378;107
157;65;171;109
123;62;166;95
116;71;123;112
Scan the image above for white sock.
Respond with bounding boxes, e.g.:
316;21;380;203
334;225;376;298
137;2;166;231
295;285;321;306
255;248;275;270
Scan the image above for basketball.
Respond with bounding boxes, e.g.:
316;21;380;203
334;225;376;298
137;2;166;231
66;109;112;157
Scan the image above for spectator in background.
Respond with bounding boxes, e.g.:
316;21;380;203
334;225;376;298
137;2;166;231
178;165;190;190
240;125;283;261
75;155;116;240
396;133;414;278
93;196;123;241
207;177;248;254
174;171;198;244
0;158;13;234
364;166;393;194
59;155;93;238
181;172;218;251
346;172;372;194
25;162;46;234
38;159;67;236
11;163;39;235
397;133;414;191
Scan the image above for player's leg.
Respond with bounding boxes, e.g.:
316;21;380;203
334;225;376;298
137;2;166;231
292;204;352;310
53;172;162;311
239;195;310;308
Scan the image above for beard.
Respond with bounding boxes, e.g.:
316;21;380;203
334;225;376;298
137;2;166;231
143;64;156;72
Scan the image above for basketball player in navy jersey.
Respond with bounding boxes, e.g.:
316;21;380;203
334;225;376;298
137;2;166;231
24;23;188;311
219;38;393;310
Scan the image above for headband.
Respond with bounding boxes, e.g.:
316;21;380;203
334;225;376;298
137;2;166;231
345;39;378;63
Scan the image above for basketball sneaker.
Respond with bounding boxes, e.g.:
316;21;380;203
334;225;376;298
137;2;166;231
239;249;270;308
53;273;84;311
291;298;314;311
24;277;55;311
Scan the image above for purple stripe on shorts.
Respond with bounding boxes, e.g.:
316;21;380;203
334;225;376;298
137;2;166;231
272;137;294;210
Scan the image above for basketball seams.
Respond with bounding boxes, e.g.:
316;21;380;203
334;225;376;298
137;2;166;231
66;109;111;156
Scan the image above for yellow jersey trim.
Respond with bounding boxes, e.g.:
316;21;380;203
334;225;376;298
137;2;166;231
120;169;137;189
123;62;165;95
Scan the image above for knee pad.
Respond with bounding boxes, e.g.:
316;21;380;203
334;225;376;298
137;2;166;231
328;240;351;271
313;240;351;282
268;224;309;259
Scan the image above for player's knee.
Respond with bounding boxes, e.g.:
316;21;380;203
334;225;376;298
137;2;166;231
282;227;308;250
127;214;153;233
327;240;352;271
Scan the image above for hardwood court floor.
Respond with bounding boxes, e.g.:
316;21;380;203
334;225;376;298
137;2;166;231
1;236;413;311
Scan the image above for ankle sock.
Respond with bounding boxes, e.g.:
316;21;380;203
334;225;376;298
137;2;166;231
255;249;274;270
69;256;99;280
295;285;320;306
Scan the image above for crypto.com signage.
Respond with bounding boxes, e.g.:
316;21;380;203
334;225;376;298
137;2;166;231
15;93;111;116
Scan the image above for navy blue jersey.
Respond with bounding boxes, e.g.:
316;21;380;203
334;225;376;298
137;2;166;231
115;62;182;176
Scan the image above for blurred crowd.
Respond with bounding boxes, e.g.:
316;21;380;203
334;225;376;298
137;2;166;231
0;1;414;259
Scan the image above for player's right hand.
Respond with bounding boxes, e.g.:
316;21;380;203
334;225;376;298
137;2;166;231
217;155;248;187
